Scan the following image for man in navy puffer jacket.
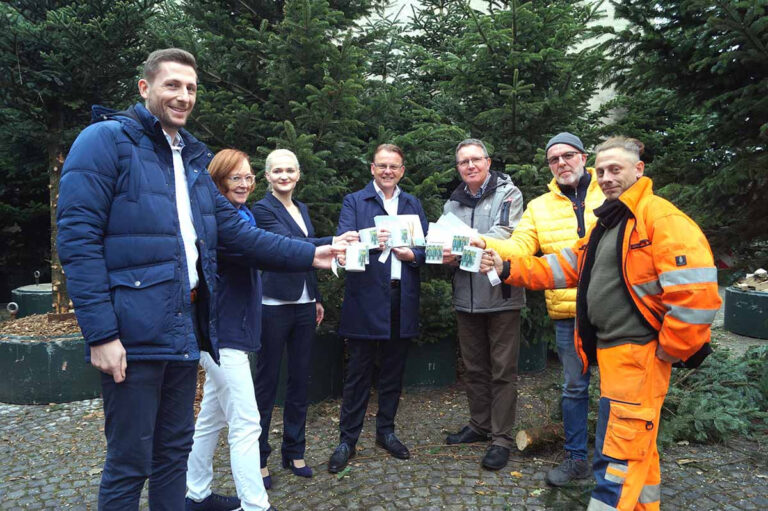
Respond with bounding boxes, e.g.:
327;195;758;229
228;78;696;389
56;48;334;511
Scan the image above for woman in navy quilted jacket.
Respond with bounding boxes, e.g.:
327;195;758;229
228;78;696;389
185;149;276;511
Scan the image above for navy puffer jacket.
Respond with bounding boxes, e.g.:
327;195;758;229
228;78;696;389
57;103;315;362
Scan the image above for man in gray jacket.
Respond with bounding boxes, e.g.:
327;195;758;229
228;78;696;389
442;138;525;470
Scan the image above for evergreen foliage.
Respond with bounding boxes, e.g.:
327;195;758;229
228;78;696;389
597;0;768;256
660;344;768;445
0;0;159;304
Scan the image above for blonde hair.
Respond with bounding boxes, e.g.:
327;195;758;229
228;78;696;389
595;136;645;161
264;149;300;173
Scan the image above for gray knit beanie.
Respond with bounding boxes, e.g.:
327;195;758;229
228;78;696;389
545;132;585;154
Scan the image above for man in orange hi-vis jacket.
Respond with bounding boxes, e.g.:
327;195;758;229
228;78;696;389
480;136;721;511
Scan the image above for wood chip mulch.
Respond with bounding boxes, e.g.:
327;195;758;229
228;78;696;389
0;314;82;338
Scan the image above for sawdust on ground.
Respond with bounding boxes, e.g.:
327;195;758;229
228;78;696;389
0;313;81;338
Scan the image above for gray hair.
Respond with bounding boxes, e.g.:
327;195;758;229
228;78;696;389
455;138;489;161
595;136;645;161
264;149;300;173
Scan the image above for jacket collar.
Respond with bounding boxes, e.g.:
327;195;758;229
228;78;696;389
360;181;385;212
90;103;208;162
618;176;653;214
449;170;506;207
264;193;309;236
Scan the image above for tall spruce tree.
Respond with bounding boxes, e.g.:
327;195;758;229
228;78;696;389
399;0;607;344
598;0;768;256
0;0;159;310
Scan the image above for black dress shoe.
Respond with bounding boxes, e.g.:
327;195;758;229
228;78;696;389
481;445;510;470
445;425;490;445
328;442;355;473
375;432;410;459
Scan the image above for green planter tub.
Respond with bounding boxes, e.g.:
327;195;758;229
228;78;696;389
404;336;457;388
0;333;101;404
724;287;768;339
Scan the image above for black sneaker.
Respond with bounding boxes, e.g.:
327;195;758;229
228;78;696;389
185;493;241;511
546;456;592;486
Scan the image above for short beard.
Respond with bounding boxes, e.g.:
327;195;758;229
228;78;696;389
146;98;186;132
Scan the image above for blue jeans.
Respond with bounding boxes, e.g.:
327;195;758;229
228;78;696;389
554;319;591;460
98;360;198;510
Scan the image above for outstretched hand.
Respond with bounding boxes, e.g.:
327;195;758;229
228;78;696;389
333;231;359;245
480;249;503;275
470;236;486;249
392;247;415;262
313;245;344;269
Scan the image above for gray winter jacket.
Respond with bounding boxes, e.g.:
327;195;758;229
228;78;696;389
443;171;526;313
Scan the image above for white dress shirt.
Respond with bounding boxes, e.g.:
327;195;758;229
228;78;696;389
164;131;199;290
373;182;402;280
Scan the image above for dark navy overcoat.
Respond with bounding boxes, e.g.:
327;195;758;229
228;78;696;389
336;182;427;340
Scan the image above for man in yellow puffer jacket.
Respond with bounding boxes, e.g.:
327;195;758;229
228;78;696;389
476;132;604;485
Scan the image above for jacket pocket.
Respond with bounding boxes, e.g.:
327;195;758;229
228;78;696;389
109;262;175;347
602;402;656;461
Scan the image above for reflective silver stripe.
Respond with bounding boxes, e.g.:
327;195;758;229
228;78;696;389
607;462;628;474
666;305;718;324
633;279;662;298
544;253;567;288
560;247;578;271
604;471;625;484
587;497;619;511
659;267;717;287
639;483;661;503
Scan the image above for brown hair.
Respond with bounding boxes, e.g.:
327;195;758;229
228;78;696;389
595;136;645;160
373;143;404;163
208;149;251;194
143;48;197;82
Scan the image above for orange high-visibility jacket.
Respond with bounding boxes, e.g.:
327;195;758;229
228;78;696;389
502;177;722;371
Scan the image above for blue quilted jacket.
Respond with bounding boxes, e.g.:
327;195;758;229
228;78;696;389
57;103;315;362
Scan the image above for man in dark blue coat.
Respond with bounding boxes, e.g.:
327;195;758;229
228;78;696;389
327;144;428;473
56;48;334;511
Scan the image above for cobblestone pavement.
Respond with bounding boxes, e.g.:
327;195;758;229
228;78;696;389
2;352;766;511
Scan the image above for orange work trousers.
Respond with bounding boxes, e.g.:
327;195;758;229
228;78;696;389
587;341;672;511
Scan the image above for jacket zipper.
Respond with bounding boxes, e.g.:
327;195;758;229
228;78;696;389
469;207;475;313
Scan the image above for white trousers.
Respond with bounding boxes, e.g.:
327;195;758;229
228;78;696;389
186;349;270;511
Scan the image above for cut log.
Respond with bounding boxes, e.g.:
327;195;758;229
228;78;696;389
515;423;564;452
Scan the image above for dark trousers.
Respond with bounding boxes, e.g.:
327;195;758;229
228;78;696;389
255;302;316;465
98;360;198;510
339;286;410;446
455;309;521;449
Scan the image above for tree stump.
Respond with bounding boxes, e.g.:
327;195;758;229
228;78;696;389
515;423;564;452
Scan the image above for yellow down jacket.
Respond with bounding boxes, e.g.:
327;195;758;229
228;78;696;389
484;168;605;319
